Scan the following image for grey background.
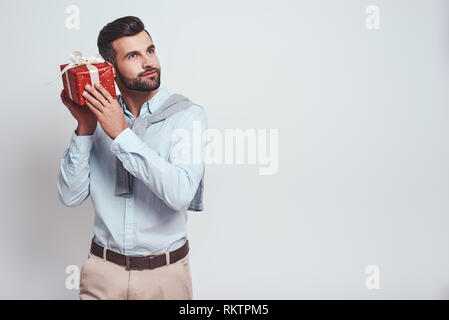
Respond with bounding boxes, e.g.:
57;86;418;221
0;0;448;299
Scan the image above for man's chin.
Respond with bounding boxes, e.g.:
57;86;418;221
128;82;160;92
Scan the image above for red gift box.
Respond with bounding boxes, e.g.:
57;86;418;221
60;62;116;106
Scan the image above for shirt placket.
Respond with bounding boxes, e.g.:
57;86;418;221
124;196;134;254
123;117;136;254
119;100;150;254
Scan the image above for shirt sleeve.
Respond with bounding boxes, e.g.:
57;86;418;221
57;129;94;207
110;105;208;212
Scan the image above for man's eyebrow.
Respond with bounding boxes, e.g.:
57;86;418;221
124;44;156;58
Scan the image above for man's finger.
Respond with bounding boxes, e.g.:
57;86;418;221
85;99;102;119
84;84;109;106
94;83;114;104
61;90;73;108
60;90;67;101
83;89;105;112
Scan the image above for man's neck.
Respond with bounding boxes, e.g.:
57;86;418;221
119;87;159;118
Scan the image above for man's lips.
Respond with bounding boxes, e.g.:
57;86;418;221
142;70;157;78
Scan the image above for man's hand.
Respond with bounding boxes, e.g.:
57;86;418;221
60;89;98;135
82;83;128;140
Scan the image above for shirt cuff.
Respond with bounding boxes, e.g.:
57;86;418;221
110;127;141;154
70;130;94;154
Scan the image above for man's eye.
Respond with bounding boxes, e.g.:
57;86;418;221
128;54;136;59
148;49;154;54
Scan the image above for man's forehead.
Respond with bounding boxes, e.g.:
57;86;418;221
112;31;153;56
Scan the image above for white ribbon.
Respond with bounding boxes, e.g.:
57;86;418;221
47;51;105;91
59;51;105;76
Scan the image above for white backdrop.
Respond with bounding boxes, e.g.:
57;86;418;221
1;0;448;299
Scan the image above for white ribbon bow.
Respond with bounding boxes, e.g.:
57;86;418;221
59;51;105;76
47;51;105;86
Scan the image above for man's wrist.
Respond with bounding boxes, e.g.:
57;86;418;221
76;125;95;136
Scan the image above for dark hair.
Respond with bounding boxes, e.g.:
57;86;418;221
97;16;152;64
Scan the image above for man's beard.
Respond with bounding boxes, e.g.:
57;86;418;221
116;65;161;92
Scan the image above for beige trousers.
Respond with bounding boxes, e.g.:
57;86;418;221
79;246;193;300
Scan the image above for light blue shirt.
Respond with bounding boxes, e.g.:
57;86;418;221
57;87;207;255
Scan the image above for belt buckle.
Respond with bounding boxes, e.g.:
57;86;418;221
125;256;131;270
148;255;156;269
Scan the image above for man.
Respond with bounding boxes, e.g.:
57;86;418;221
58;16;207;300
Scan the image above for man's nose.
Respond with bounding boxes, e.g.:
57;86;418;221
142;54;154;69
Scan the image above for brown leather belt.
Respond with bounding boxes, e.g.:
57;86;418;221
90;238;189;271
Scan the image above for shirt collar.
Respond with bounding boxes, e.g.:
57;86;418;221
117;86;170;118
